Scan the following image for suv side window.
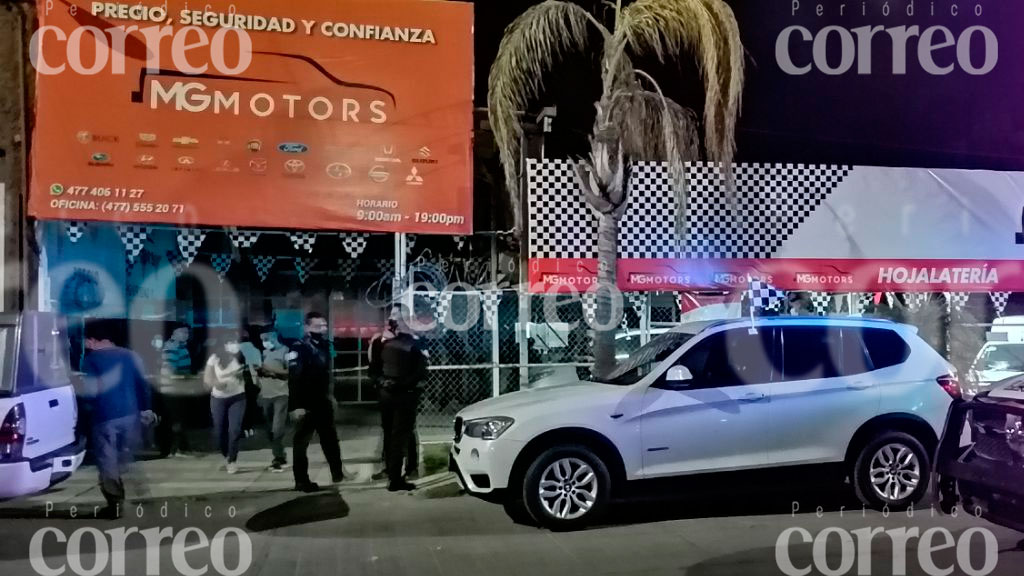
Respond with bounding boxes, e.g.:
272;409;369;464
675;328;775;388
839;328;874;376
779;326;843;382
858;327;911;370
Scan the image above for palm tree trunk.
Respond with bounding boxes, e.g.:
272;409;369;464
592;213;620;380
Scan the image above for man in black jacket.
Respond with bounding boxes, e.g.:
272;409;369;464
378;315;430;491
288;312;344;492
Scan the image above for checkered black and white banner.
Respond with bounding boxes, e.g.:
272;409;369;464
116;225;149;264
747;280;787;311
337;259;358;282
528;160;851;260
177;229;207;265
990;292;1011;317
210;253;233;279
251;256;276;283
341;233;369;258
294;257;317;284
66;221;86;243
228;230;261;249
288;232;317;253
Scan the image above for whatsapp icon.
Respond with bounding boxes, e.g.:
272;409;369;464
50;183;64;196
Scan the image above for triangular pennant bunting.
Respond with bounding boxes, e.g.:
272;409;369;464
66;221;85;243
434;291;453;323
809;292;831;316
288;232;317;253
210;253;233;279
228;230;261;249
166;250;188;276
990;292;1011;317
481;291;502;326
116;225;149;264
341;233;368;258
946;292;970;312
906;293;929;311
177;228;207;265
856;293;874;315
251;255;276;282
581;292;598;327
294;257;317;284
337;259;358;282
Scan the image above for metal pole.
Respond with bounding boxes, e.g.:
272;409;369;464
491;298;500;398
491;235;501;397
640;292;651;346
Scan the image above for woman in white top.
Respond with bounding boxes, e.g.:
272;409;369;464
205;334;249;474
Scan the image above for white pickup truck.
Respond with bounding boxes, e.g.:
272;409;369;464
0;312;85;499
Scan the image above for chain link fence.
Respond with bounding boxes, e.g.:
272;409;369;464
338;284;1024;430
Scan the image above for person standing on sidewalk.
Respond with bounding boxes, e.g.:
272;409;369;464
80;325;157;518
257;327;291;472
158;326;193;458
378;314;429;492
289;312;345;492
204;333;248;475
369;314;419;482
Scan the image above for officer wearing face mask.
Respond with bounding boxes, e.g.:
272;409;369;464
377;311;429;492
288;311;345;492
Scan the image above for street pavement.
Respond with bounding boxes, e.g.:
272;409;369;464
1;473;1022;576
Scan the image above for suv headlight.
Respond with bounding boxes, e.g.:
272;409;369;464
463;417;514;440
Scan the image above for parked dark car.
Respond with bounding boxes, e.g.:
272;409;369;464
936;374;1024;539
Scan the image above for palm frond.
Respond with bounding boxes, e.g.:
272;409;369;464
608;82;699;243
487;1;610;233
619;0;744;170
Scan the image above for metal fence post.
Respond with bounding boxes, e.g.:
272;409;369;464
641;292;652;346
492;296;500;398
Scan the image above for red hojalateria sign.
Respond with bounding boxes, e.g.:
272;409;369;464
528;258;1024;293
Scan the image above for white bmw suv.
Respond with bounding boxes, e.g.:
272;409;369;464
450;317;960;529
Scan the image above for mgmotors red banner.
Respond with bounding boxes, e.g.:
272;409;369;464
529;259;1024;293
29;0;473;233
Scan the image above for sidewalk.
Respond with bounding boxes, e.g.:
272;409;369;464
0;422;454;510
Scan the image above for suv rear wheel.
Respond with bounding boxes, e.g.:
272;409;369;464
853;431;931;510
522;444;611;530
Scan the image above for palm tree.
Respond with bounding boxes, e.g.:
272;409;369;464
488;0;744;379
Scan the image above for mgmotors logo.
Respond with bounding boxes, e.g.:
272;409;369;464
779;1;997;76
715;272;773;286
30;526;252;576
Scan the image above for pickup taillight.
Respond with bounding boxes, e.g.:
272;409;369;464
0;403;26;461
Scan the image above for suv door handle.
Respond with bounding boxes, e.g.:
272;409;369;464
740;392;767;402
847;380;873;390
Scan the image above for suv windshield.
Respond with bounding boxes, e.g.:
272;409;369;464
979;344;1024;372
600;331;694;385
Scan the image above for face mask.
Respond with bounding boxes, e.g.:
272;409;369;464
262;338;276;350
225;343;240;354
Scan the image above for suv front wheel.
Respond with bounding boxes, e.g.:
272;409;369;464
853;431;931;510
522;444;611;530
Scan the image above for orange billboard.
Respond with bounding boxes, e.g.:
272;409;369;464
29;0;474;234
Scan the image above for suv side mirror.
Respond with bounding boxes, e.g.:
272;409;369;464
665;366;693;386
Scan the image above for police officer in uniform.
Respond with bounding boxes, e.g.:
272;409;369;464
378;314;429;492
289;312;345;492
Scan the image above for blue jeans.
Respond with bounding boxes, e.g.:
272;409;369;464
211;394;246;463
259;395;289;464
90;414;141;506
